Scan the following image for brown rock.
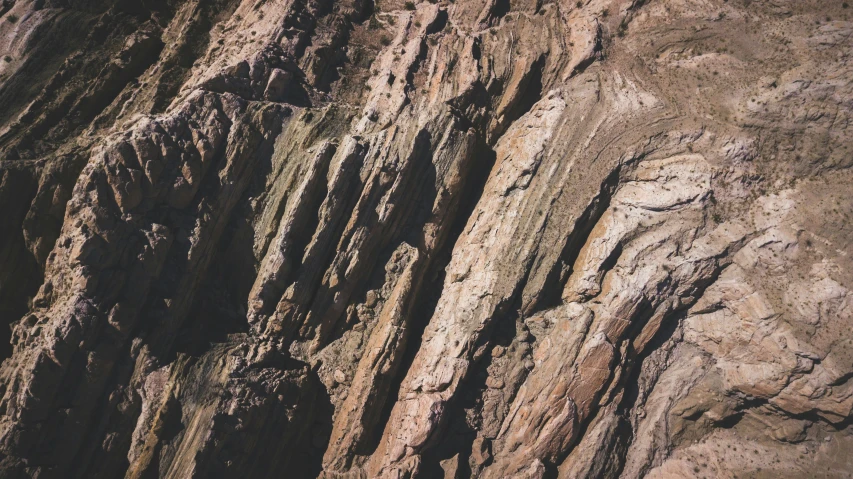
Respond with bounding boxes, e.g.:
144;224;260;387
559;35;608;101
0;1;851;478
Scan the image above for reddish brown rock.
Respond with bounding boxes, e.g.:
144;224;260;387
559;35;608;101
0;0;851;478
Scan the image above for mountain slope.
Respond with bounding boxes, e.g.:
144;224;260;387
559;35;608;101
0;0;851;477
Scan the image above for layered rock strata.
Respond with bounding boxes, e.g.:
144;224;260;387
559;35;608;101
0;0;851;478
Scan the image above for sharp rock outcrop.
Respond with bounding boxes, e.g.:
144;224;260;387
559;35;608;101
0;0;852;478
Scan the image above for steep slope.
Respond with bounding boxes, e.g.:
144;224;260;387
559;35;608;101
0;0;851;478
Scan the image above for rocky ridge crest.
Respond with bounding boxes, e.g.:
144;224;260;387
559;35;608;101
0;0;852;477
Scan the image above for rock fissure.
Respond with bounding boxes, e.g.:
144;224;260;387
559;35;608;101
0;0;852;478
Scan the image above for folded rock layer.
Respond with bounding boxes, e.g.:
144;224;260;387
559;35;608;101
0;0;851;478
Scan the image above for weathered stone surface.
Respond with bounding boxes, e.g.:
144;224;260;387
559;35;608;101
0;0;851;478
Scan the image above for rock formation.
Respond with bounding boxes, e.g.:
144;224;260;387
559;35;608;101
0;0;851;477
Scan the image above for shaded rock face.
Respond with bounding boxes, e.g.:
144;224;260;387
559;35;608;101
0;0;852;477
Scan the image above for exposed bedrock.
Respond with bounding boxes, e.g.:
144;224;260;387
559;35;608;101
0;0;851;478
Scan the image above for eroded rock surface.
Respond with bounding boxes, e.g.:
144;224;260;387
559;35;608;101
0;0;851;477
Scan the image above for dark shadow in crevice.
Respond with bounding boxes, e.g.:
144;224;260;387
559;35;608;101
323;139;439;347
305;130;434;349
492;0;512;20
620;309;683;419
281;165;331;293
359;0;376;22
426;8;448;35
550;307;686;479
541;299;658;478
441;136;498;259
598;240;624;285
602;260;735;477
172;270;251;358
362;136;498;458
524;165;621;316
0;164;43;361
726;395;853;432
285;371;335;479
491;54;544;144
150;104;284;363
283;78;315;108
358;247;445;458
168;112;289;357
416;214;537;475
420;307;520;478
114;0;171;17
717;411;746;429
149;4;221;114
480;0;511;27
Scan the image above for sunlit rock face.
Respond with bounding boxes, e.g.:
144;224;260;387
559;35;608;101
0;0;851;477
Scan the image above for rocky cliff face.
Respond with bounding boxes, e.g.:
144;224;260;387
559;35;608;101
0;0;852;477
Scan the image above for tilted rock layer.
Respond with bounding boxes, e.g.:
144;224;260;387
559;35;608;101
0;0;851;477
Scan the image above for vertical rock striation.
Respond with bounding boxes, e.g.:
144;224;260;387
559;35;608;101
0;0;851;478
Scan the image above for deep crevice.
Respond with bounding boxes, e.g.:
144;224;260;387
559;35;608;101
491;55;545;145
0;164;42;361
602;262;733;477
481;0;511;27
415;136;546;475
149;3;222;114
492;0;511;19
249;141;336;324
362;135;498;458
420;309;520;478
524;164;621;316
